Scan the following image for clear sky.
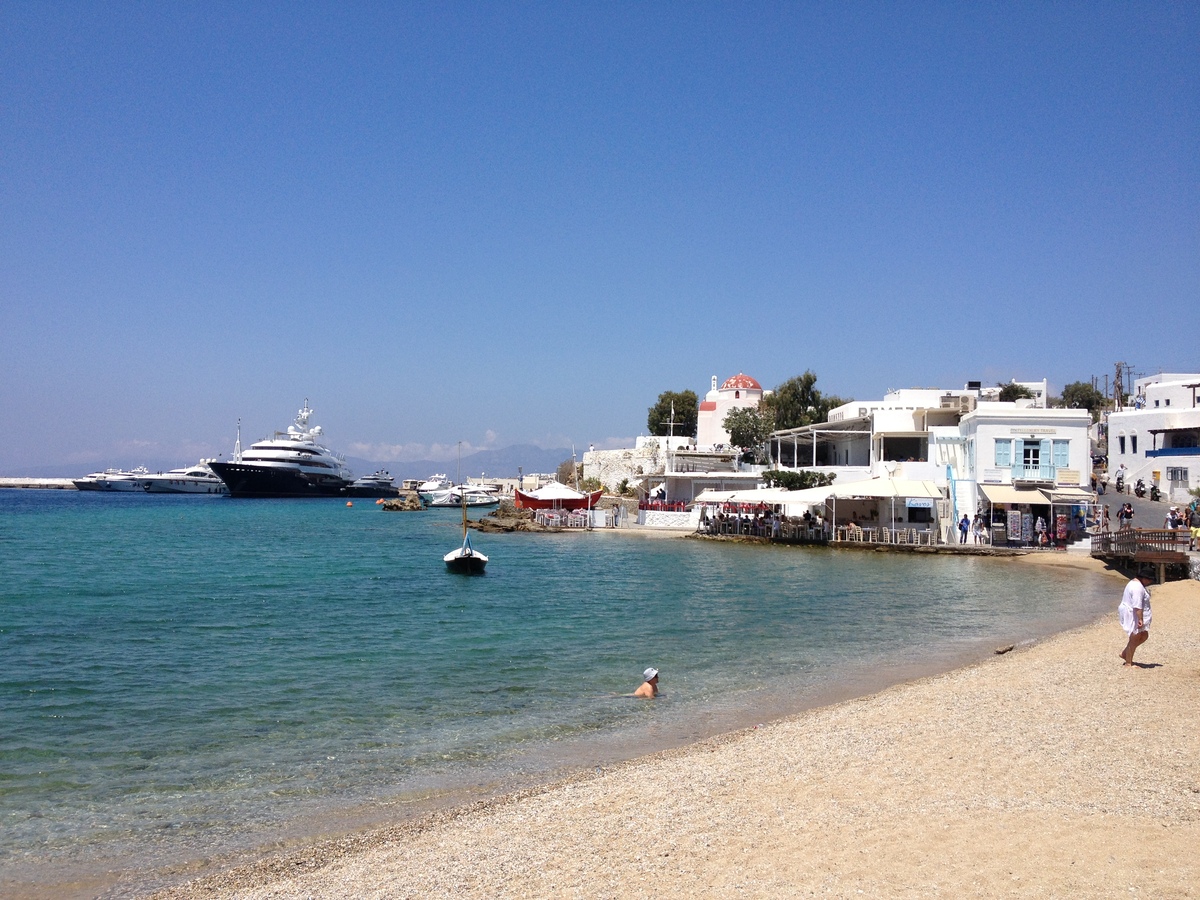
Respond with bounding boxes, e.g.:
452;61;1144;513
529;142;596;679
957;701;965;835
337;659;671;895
2;3;1197;472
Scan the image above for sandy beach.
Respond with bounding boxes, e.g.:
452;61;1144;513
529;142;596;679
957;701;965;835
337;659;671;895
155;555;1200;899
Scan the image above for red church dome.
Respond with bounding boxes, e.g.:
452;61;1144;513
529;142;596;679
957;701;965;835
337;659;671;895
720;373;762;391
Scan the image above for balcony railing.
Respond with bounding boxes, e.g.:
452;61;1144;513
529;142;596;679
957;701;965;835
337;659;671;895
1011;464;1056;481
1145;447;1199;458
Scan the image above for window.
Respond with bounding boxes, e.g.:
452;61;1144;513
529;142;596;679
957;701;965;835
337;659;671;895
1131;435;1138;454
994;439;1011;467
1118;435;1126;454
1166;399;1171;406
1052;440;1070;467
1167;467;1189;482
1022;441;1041;468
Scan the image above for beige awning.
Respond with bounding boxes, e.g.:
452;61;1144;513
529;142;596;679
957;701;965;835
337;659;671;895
979;484;1046;506
1042;487;1096;504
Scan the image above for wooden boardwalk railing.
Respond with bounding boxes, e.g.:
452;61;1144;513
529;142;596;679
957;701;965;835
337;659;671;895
1092;528;1192;581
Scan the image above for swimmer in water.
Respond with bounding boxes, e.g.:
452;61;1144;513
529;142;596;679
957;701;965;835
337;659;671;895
632;667;659;698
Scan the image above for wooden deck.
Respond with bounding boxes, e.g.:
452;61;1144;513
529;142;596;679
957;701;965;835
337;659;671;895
1092;528;1192;581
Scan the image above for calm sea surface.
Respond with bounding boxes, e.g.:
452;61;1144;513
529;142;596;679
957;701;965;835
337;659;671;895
0;490;1114;895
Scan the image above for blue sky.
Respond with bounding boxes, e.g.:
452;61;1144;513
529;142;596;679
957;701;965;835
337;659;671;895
2;3;1197;472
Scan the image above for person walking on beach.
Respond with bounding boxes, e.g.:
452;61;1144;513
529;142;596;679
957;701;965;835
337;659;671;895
1118;574;1153;667
633;667;660;698
1189;504;1200;551
1100;505;1110;532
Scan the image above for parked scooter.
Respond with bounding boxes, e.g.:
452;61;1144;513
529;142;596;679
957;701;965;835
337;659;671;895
1150;482;1161;502
1134;478;1146;498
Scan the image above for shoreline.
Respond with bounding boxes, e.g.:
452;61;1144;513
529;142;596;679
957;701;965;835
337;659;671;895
141;556;1200;899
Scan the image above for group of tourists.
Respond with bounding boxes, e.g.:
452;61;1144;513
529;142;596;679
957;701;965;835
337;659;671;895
1116;502;1136;529
957;514;990;544
1173;501;1200;551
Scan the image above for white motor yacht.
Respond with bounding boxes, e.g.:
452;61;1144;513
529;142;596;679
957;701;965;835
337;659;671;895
141;462;229;494
72;467;151;492
417;474;453;504
427;485;500;508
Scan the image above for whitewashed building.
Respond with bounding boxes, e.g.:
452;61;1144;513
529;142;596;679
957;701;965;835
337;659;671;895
1107;374;1200;502
934;404;1094;521
769;383;1094;541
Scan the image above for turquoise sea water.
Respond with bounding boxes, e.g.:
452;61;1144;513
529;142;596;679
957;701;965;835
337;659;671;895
0;491;1114;896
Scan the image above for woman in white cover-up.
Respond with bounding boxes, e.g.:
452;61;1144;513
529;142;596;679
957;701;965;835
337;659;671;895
1118;574;1153;667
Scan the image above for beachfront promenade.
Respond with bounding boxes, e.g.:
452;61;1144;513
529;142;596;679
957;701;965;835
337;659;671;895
159;562;1200;899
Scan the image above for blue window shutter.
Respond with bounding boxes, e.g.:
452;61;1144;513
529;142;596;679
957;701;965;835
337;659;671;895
1053;440;1069;467
995;439;1010;467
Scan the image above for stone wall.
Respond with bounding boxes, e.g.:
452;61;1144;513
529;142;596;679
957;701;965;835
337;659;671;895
582;447;665;493
638;509;699;528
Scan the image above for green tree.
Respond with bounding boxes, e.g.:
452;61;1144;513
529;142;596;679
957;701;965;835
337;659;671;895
723;406;775;461
1059;381;1107;420
998;382;1035;402
556;458;581;485
763;371;850;430
761;469;837;490
647;390;698;437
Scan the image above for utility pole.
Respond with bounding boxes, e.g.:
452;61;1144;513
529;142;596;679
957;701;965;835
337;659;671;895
1113;362;1129;411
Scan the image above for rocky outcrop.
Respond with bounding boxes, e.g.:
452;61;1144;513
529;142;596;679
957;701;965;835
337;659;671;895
469;500;550;532
381;491;424;511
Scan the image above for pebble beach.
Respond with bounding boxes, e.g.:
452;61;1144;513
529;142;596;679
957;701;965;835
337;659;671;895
157;555;1200;899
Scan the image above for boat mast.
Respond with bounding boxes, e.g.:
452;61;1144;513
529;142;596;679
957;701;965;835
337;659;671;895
458;442;468;546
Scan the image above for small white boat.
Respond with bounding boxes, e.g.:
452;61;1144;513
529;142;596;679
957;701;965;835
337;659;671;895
428;486;500;508
142;462;229;494
444;531;488;574
72;467;151;492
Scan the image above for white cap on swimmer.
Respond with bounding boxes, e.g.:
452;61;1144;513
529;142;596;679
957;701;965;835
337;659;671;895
643;667;659;681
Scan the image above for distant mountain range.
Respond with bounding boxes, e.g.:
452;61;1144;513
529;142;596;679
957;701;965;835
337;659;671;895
347;444;573;482
3;444;574;481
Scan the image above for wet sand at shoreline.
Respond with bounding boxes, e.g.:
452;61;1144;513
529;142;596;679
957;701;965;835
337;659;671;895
154;554;1200;899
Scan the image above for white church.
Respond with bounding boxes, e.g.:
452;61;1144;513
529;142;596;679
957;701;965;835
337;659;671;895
697;373;767;449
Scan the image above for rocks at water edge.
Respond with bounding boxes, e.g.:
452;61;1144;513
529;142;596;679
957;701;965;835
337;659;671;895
469;500;555;532
381;491;424;511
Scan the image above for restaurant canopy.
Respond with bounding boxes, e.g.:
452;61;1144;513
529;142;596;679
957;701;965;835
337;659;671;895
693;477;944;506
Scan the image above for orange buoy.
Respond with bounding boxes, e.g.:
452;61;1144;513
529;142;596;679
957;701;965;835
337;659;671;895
346;501;353;507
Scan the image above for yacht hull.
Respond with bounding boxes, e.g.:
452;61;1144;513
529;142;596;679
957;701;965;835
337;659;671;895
208;462;355;498
143;481;228;494
344;480;399;498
